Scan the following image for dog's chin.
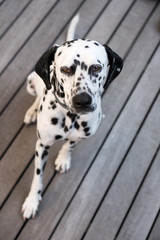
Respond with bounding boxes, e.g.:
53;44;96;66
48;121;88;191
69;105;97;115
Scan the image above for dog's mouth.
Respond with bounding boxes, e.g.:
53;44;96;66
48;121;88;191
71;106;96;115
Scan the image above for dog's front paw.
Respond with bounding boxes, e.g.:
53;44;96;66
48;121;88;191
21;193;41;220
24;107;37;125
55;155;71;173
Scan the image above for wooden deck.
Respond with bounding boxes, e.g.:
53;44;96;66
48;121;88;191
0;0;160;239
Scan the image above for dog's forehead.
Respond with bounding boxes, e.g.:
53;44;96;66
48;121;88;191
55;39;107;66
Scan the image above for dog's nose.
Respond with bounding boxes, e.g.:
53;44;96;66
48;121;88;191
73;92;92;110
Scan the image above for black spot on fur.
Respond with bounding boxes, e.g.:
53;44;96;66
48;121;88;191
99;76;102;81
85;133;91;136
51;118;58;125
81;62;87;71
43;97;45;102
58;51;62;56
70;141;75;145
94;42;99;46
42;150;48;159
40;143;44;147
50;101;56;110
84;127;90;133
76;87;81;93
45;145;50;150
76;82;81;87
67;111;77;123
55;135;62;140
35;151;39;157
60;85;64;91
74;121;80;130
38;190;41;194
39;105;43;112
61;118;65;128
77;54;80;57
78;77;81;81
74;59;80;66
44;89;48;95
81;121;87;127
85;45;89;48
36;168;41;175
64;126;69;132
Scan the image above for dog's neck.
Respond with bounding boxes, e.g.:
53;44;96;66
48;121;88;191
51;73;69;110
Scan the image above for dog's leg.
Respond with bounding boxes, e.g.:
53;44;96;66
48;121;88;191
55;140;77;173
21;139;50;219
24;96;40;124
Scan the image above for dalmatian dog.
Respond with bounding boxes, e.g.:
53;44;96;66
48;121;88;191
21;15;123;220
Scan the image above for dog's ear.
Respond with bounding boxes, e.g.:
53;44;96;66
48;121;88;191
103;45;123;90
35;45;59;90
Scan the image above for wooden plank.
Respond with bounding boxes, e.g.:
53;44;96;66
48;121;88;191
50;48;160;240
0;0;58;73
0;0;109;157
109;0;158;57
0;125;37;206
0;0;5;6
83;93;160;240
0;85;34;156
0;141;62;239
148;212;160;240
16;5;160;240
0;0;84;113
0;0;31;38
62;0;110;41
87;0;133;42
102;3;160;123
117;147;160;240
0;1;137;239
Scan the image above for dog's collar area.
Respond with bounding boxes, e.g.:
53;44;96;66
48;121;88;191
53;89;69;110
52;79;69;110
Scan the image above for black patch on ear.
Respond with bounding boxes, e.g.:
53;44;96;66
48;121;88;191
103;45;123;89
35;45;58;90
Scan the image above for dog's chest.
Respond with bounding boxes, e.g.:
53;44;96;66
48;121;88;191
67;112;101;141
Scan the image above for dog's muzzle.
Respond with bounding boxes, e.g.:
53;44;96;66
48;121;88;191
72;92;95;113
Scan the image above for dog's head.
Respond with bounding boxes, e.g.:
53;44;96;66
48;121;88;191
35;39;123;114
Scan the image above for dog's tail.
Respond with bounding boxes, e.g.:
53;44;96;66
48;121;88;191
66;14;79;41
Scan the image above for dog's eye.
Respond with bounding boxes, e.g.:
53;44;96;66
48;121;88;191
61;66;71;74
92;65;102;72
60;65;76;75
89;64;102;75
